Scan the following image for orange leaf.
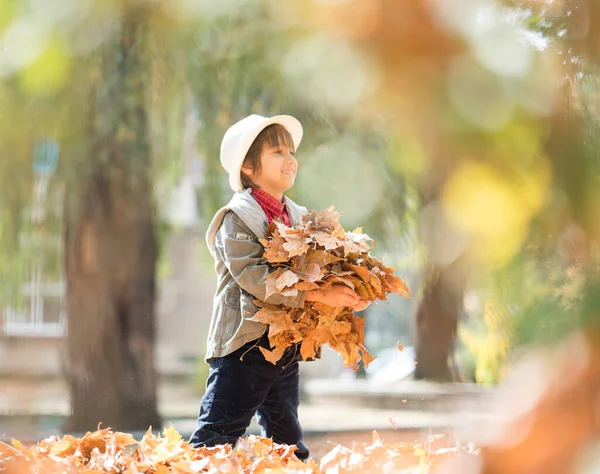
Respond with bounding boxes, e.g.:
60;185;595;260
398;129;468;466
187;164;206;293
50;436;78;457
259;347;285;364
275;270;300;291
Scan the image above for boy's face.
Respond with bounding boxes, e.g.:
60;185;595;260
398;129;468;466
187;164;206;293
243;140;297;200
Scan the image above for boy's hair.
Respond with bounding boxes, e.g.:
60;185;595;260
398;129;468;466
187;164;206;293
240;124;295;189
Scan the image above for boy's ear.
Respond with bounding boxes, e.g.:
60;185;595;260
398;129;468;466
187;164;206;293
241;165;253;177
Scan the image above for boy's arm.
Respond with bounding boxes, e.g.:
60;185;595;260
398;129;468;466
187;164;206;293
217;212;306;309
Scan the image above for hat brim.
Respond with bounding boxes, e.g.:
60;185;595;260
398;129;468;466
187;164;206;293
228;115;303;192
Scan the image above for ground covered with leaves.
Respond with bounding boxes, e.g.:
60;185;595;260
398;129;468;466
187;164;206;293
1;426;480;473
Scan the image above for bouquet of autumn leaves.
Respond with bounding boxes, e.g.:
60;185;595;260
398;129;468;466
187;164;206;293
249;207;411;369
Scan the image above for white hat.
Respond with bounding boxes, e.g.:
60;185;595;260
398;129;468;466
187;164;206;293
220;114;303;192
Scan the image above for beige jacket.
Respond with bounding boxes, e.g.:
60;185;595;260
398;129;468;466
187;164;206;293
204;189;308;360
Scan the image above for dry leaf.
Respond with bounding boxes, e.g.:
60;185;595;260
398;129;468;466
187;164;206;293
256;206;411;369
259;347;285;364
275;270;300;291
9;426;479;473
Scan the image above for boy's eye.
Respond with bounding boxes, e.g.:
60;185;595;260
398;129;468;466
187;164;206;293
273;148;295;156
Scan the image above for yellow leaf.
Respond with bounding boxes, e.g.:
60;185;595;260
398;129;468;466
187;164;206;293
10;438;25;453
163;424;182;446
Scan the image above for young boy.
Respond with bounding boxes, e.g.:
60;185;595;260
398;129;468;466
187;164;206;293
189;114;368;460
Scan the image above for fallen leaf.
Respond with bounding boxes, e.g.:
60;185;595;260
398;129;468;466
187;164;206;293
259;347;285;365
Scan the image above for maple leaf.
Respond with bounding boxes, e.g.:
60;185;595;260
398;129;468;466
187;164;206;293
304;250;343;267
331;320;352;335
360;344;377;367
329;275;356;289
369;274;384;299
300;336;319;360
259;347;285;364
303;206;342;231
260;225;291;264
280;287;299;297
275;270;300;291
351;277;372;301
264;268;285;300
257;206;411;369
314;232;342;250
249;308;294;335
163;424;182;447
50;435;79;457
344;263;372;284
292;263;322;282
385;274;412;298
283;241;311;258
295;281;320;291
79;433;107;459
8;423;478;473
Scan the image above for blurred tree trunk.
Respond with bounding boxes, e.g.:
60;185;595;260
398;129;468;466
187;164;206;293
414;137;467;382
322;0;468;382
414;260;465;381
63;14;161;432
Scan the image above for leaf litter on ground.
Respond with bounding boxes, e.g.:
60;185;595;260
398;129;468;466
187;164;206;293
3;426;480;473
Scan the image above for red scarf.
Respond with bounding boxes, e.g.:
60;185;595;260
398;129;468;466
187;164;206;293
250;188;291;226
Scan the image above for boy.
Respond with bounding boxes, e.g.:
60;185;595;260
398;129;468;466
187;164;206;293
189;114;368;460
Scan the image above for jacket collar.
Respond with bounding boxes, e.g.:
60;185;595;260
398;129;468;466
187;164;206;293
205;188;307;257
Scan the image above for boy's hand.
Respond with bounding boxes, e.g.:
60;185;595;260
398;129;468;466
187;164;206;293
352;298;371;312
306;284;361;308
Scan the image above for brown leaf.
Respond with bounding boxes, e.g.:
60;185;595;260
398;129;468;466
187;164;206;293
249;307;293;332
50;436;78;457
255;206;410;369
295;281;320;291
300;336;319;360
385;274;412;298
265;268;285;299
303;206;342;231
280;287;299;297
268;314;296;336
293;263;322;283
314;232;342;250
344;263;372;284
261;226;290;263
259;347;285;365
329;275;356;289
79;435;106;458
275;270;300;291
282;236;311;257
305;249;343;267
360;344;377;367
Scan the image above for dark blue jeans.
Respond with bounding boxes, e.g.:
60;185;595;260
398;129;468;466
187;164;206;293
189;333;309;460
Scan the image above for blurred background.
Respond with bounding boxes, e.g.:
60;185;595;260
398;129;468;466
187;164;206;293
1;0;600;471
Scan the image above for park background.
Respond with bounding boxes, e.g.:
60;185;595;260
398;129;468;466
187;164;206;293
1;0;600;471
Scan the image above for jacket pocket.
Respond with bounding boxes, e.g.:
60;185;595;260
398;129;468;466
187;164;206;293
224;285;241;309
240;289;259;319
